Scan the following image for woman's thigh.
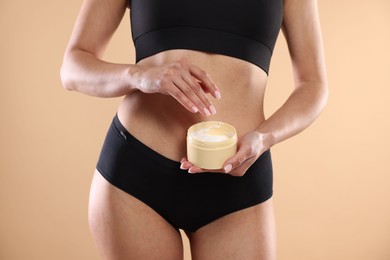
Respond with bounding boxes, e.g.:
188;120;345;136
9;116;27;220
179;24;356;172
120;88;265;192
88;170;184;260
188;198;276;260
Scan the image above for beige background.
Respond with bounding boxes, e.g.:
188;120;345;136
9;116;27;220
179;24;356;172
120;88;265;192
1;0;389;259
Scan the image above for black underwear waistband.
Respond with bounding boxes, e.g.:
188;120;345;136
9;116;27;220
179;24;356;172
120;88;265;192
112;114;182;169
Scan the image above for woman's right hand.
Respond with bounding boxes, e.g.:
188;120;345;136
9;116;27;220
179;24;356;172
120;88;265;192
133;58;221;117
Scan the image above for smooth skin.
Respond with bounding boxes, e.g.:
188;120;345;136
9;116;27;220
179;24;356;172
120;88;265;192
61;0;328;259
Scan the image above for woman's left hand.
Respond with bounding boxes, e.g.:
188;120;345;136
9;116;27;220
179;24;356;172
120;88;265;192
180;131;268;177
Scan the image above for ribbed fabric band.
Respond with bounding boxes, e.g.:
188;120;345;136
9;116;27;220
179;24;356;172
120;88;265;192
134;26;272;74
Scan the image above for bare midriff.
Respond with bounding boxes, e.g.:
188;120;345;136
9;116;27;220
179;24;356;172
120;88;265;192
117;49;268;162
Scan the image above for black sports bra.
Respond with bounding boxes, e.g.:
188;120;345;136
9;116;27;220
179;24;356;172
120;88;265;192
129;0;283;74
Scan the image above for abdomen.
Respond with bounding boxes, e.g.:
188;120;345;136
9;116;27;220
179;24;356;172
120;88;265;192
117;50;268;161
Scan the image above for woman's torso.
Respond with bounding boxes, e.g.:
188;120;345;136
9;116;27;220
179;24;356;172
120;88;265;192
117;49;268;162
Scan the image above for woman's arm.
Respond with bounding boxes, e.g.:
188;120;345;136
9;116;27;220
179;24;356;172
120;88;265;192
181;0;328;175
60;0;135;97
60;0;219;116
228;0;328;175
255;0;328;147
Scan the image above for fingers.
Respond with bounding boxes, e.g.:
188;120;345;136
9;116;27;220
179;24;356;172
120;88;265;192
180;158;208;173
167;85;199;114
223;145;255;176
164;58;220;116
136;58;220;116
189;63;221;100
173;76;214;117
180;157;223;174
181;74;217;116
180;157;192;170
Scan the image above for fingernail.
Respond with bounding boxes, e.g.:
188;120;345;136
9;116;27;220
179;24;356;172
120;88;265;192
192;106;199;113
224;164;232;173
203;108;211;117
209;105;216;115
215;90;221;99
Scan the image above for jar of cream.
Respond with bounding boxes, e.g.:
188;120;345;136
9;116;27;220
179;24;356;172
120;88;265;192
187;121;237;170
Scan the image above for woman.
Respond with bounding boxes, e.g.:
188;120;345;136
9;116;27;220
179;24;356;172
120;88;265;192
61;0;328;259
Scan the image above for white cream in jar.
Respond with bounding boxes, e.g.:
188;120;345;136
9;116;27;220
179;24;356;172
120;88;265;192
187;121;237;170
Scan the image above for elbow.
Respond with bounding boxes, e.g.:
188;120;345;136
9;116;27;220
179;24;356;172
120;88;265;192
319;80;329;112
60;61;75;91
309;80;328;120
60;49;80;91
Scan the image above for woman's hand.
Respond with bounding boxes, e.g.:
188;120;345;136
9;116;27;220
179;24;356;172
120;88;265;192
133;58;221;117
180;131;269;176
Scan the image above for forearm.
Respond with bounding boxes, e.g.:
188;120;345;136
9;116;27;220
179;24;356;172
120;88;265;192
60;49;139;97
257;80;328;149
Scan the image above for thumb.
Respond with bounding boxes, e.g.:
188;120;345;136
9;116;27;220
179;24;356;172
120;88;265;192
223;146;251;173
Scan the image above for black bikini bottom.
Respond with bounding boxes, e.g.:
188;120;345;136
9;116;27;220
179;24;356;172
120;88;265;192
96;114;273;232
